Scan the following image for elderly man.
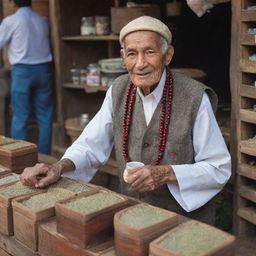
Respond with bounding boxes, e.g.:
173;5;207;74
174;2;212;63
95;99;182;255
21;16;231;224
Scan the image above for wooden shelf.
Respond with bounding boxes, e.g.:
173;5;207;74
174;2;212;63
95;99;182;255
240;109;256;123
62;35;119;41
241;33;256;45
238;207;256;225
241;84;256;98
241;10;256;21
63;83;108;93
239;140;256;156
239;185;256;203
238;163;256;180
240;59;256;73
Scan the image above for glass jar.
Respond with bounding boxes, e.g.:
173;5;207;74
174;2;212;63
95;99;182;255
81;17;96;36
80;113;89;127
86;64;101;86
95;16;110;35
70;69;80;85
80;69;87;85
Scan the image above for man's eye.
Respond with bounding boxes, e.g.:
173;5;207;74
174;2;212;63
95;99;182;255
127;52;135;57
146;50;154;54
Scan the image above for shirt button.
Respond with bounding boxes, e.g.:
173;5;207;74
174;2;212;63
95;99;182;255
143;142;150;148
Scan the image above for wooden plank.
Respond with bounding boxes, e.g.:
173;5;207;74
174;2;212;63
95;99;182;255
0;232;38;256
240;109;256;123
0;165;11;177
238;163;256;180
240;59;256;73
238;185;256;203
0;247;11;256
241;84;256;99
241;10;256;21
238;207;256;225
239;141;256;156
38;218;116;256
62;35;119;41
241;33;256;46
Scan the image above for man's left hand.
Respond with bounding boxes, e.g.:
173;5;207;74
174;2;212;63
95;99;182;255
127;165;177;193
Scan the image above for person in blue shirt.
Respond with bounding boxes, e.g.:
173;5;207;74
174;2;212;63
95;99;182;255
0;0;53;154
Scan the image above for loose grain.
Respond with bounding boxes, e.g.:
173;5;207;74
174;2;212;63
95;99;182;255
21;189;74;211
120;205;170;229
0;175;19;186
0;182;39;198
48;178;92;193
0;142;30;150
158;222;228;256
64;192;122;214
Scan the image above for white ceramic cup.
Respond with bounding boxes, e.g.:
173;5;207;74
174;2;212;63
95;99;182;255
123;161;144;183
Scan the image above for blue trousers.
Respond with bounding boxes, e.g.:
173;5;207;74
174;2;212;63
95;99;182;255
11;63;53;154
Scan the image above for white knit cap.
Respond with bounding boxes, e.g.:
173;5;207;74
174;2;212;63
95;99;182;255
119;16;172;46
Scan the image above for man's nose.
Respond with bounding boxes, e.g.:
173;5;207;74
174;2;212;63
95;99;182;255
135;54;147;69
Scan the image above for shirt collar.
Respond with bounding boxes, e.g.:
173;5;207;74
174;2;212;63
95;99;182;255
137;68;166;103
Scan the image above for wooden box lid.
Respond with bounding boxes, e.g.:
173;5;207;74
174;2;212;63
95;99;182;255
56;189;129;222
0;181;43;206
0;140;38;157
0;173;20;188
0;136;15;146
149;220;236;256
12;188;75;221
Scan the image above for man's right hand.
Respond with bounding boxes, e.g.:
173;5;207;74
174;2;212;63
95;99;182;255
20;158;75;188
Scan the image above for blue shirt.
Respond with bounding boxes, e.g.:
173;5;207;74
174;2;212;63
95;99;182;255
0;7;52;65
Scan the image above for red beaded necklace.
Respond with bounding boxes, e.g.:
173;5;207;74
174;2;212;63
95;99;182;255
122;70;173;165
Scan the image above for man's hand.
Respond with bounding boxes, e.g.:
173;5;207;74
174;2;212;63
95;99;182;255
127;165;177;193
20;159;75;188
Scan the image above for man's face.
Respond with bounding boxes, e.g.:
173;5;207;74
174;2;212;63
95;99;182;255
121;31;174;93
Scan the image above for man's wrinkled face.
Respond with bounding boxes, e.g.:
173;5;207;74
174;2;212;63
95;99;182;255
121;31;173;93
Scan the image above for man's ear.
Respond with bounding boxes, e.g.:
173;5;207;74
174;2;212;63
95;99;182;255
165;45;174;66
120;49;125;60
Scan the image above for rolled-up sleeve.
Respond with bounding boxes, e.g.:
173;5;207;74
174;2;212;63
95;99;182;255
168;93;231;212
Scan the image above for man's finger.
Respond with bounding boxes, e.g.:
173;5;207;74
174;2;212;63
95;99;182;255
35;173;59;188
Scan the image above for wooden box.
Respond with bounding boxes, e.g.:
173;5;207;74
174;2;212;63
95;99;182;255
56;189;132;248
0;181;43;235
12;188;75;252
111;5;161;34
39;218;116;256
0;164;11;177
114;203;178;256
0;173;20;188
149;220;236;256
0;140;38;173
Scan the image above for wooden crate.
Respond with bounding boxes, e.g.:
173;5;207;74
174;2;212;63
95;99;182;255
0;136;15;146
110;5;161;34
12;188;75;252
38;218;116;256
149;220;235;256
0;164;11;177
0;181;43;236
114;203;178;256
0;140;38;173
56;189;132;248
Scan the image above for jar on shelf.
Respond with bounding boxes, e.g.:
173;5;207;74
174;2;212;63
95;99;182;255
95;16;110;35
81;17;96;36
80;113;90;127
80;69;87;85
70;69;80;85
86;63;101;86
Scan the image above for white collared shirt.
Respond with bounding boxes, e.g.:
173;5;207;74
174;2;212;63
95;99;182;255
0;7;52;65
62;70;231;212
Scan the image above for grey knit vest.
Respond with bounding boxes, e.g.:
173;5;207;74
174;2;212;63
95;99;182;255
112;70;218;224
